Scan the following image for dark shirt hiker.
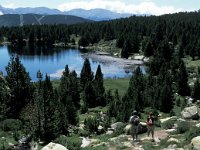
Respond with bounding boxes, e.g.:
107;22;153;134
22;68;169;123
146;112;155;141
129;110;140;141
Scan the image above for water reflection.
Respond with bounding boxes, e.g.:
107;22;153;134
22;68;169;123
0;45;143;81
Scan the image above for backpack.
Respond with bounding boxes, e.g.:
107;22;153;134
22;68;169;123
131;116;140;126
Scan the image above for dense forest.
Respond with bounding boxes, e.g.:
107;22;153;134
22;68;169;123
0;11;200;149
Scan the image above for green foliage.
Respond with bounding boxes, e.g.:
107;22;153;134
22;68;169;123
54;135;81;150
177;121;190;134
80;58;93;89
94;65;106;107
192;79;200;102
162;119;176;129
0;76;10;119
1;119;22;131
84;116;100;134
143;141;154;150
186;126;200;141
177;61;190;96
5;55;33;118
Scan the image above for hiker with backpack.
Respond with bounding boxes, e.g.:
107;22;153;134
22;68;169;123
129;110;140;141
146;112;155;141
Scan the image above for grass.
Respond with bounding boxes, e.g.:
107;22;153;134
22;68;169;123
87;39;121;54
52;77;130;97
104;77;130;96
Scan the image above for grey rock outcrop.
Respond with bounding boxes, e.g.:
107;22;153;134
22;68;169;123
191;136;200;150
181;105;200;120
41;142;68;150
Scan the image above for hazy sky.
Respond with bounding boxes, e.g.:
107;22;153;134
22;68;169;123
0;0;199;15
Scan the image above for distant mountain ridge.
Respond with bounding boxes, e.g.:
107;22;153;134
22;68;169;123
0;5;133;21
0;14;92;27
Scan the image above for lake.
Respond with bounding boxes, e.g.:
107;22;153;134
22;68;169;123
0;45;144;81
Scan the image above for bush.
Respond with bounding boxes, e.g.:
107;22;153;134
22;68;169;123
54;135;81;150
186;126;200;141
162;119;176;129
1;119;22;131
177;121;190;134
84;116;99;134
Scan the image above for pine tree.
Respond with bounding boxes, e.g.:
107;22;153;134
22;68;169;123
69;70;80;109
80;58;94;89
5;56;33;118
192;79;200;102
42;74;56;141
83;81;96;108
177;61;190;96
121;40;131;58
0;74;10;118
160;73;174;113
94;65;106;106
144;41;154;57
58;66;79;125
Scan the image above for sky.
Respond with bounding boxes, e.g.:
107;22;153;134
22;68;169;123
0;0;199;15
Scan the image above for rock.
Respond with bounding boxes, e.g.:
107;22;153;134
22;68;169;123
191;136;200;150
108;135;131;143
124;122;147;134
121;141;132;148
166;129;177;133
138;122;147;134
106;130;113;135
92;142;108;147
80;137;91;148
181;105;200;120
79;123;85;130
196;123;200;127
111;122;125;131
168;144;177;149
167;138;180;144
97;125;104;134
41;142;68;150
160;116;178;124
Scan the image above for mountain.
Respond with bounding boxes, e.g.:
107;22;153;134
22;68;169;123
0;14;92;27
65;9;132;21
0;5;133;21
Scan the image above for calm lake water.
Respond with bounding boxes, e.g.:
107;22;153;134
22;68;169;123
0;45;143;81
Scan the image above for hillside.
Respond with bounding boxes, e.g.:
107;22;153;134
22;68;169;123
0;14;92;27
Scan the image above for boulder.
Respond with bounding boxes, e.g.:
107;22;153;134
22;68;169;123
124;122;147;134
108;135;131;143
191;136;200;150
111;122;125;131
97;125;104;134
41;142;68;150
181;105;200;120
166;129;177;133
195;123;200;127
167;138;180;144
160;116;178;124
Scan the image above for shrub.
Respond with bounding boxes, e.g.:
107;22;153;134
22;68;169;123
177;121;190;134
1;119;22;131
162;119;176;129
84;116;99;134
54;135;81;150
186;126;200;141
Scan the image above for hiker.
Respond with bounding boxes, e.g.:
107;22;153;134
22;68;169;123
146;112;155;141
129;110;140;141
